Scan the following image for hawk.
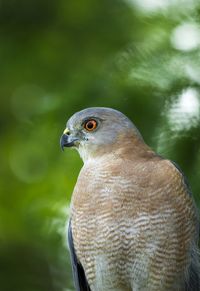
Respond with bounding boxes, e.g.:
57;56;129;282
60;107;200;291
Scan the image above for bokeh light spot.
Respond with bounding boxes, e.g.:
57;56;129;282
167;87;200;131
125;0;198;14
135;0;169;11
171;23;200;51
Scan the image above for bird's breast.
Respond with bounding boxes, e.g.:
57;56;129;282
70;158;197;290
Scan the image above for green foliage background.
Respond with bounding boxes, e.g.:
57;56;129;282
1;0;200;290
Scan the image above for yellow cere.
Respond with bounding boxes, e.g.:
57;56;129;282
63;128;70;135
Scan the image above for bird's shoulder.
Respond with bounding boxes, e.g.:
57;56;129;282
154;157;191;194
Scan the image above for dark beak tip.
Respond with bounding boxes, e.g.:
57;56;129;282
60;135;65;151
60;133;79;150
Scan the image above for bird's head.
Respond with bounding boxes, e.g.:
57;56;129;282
60;107;144;162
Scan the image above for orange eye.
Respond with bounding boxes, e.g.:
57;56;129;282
84;119;97;131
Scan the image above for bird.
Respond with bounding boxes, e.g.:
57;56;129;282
60;107;200;291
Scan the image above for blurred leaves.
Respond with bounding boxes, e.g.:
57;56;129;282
1;0;200;290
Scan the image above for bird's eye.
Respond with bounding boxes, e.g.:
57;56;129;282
84;119;98;131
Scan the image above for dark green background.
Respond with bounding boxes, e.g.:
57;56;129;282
1;0;200;290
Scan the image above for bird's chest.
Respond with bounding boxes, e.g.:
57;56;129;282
71;200;154;290
70;166;155;289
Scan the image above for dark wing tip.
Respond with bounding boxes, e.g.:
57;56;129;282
185;259;200;291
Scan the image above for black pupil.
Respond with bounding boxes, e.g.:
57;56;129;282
87;121;94;129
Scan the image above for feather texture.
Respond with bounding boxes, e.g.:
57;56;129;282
68;220;91;291
71;153;199;291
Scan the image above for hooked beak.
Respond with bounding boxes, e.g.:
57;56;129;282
60;128;79;151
